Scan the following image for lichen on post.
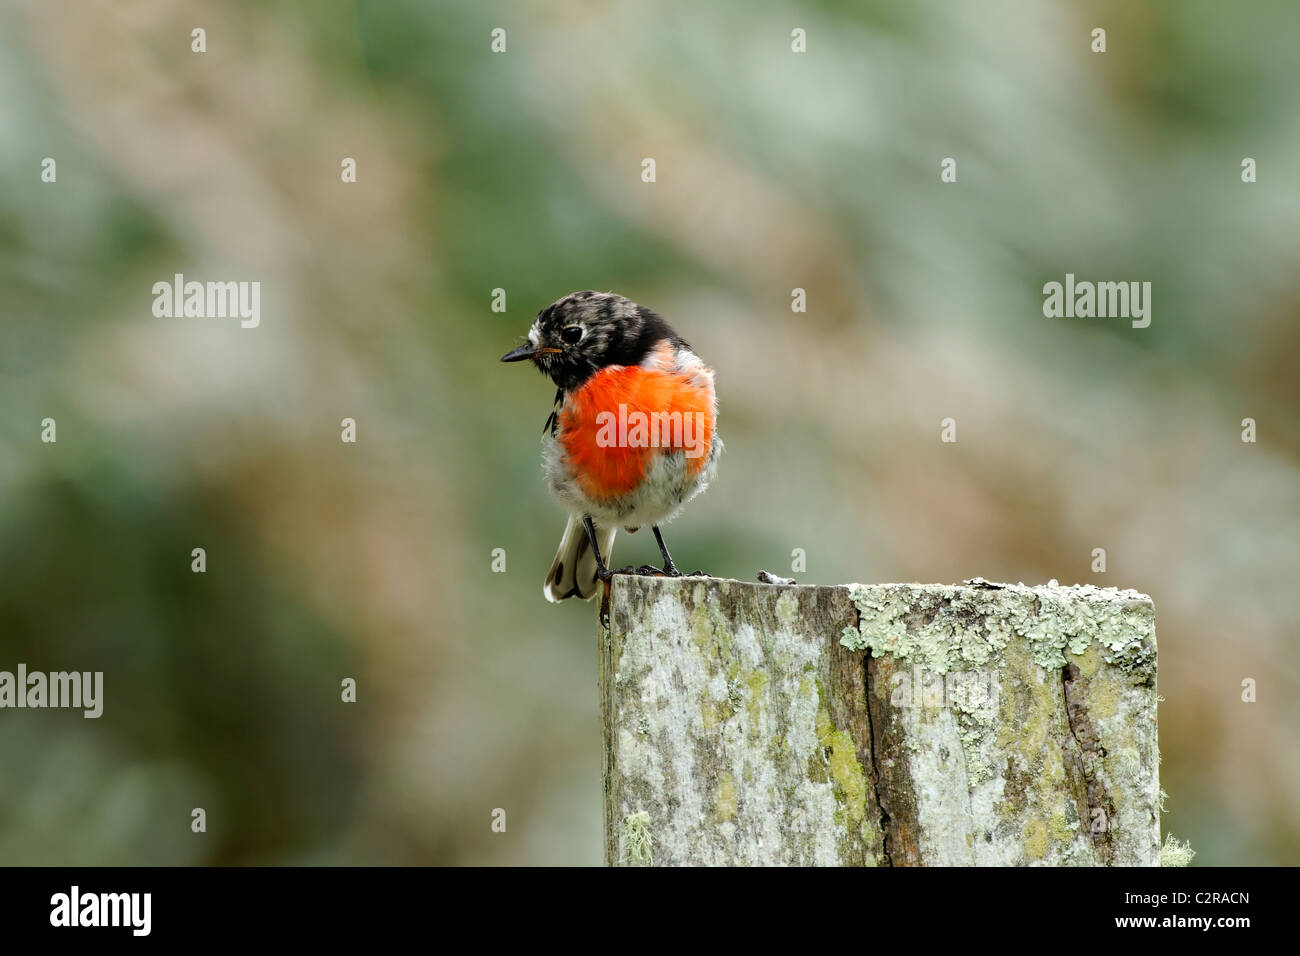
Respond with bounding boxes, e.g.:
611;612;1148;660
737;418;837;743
600;576;1160;866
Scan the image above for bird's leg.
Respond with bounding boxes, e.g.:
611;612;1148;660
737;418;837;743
652;526;682;577
584;514;616;580
652;525;708;577
582;515;609;575
586;514;637;580
582;515;614;627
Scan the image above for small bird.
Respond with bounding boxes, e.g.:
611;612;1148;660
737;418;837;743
501;291;720;601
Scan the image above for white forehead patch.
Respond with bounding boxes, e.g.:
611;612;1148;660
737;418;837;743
528;322;541;346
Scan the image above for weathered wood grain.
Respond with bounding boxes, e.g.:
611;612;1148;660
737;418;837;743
601;577;1160;866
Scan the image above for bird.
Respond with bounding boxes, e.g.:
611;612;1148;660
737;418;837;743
501;291;720;602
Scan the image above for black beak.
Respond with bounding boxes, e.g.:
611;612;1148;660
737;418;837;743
501;342;562;363
500;342;538;363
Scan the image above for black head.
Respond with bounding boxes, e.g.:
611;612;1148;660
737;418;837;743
500;291;686;392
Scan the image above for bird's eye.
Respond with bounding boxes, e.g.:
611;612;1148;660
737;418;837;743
560;326;583;345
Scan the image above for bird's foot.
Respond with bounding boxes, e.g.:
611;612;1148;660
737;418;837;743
600;565;710;580
647;565;711;577
597;565;639;582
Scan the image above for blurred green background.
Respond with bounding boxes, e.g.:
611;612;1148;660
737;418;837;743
1;0;1297;865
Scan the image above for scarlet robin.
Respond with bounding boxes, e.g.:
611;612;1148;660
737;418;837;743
501;291;720;601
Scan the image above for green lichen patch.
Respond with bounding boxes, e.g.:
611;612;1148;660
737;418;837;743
1023;817;1049;861
715;773;738;823
725;677;744;714
688;595;734;675
744;670;768;730
840;582;1155;682
814;707;867;826
623;811;654;866
1160;833;1195;867
951;676;1002;788
775;590;800;627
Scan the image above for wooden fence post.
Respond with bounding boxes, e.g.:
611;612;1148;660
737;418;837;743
600;577;1160;866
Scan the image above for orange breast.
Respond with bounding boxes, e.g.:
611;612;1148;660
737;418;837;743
559;363;715;500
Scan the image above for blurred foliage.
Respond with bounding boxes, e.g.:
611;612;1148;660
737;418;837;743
0;0;1297;864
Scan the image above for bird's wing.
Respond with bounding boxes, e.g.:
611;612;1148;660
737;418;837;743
543;388;562;437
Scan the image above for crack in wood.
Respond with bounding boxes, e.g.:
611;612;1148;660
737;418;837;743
859;646;895;867
1061;661;1116;864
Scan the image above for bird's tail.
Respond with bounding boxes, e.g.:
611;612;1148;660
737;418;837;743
544;514;615;602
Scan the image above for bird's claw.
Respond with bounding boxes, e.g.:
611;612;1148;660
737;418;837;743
598;565;633;582
599;565;710;581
